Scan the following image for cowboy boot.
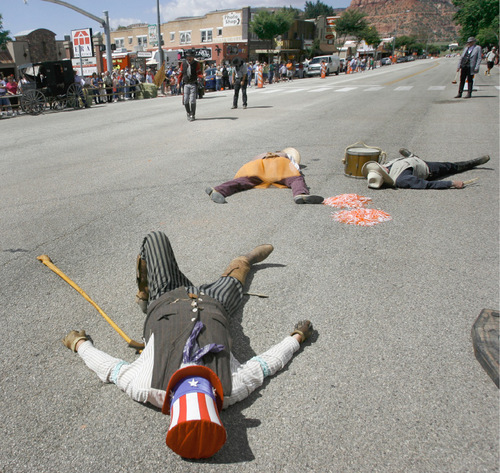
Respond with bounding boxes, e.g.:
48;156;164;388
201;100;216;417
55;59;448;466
221;244;274;285
135;255;149;313
455;155;490;172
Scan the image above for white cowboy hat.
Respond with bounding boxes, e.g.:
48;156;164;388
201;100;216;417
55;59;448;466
282;147;301;165
361;161;394;188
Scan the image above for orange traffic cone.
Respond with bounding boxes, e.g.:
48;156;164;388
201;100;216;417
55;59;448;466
258;66;264;88
321;63;326;78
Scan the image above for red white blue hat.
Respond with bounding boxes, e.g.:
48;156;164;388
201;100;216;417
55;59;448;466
163;365;226;459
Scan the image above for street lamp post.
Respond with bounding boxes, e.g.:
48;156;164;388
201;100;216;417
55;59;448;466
40;0;113;73
156;0;164;67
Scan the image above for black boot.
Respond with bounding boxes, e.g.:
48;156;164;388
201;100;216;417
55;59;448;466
455;155;490;172
135;255;149;314
191;103;196;121
184;103;191;120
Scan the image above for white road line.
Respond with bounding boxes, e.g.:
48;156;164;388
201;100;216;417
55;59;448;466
283;89;305;93
428;86;446;90
364;86;384;91
496;86;500;90
261;89;282;94
308;87;333;92
335;87;358;92
394;86;414;91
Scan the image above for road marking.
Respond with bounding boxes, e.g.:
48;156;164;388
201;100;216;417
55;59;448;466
308;87;333;92
283;89;305;93
335;87;358;92
496;86;500;90
383;62;440;85
394;86;413;91
428;86;446;90
364;86;384;91
261;89;282;94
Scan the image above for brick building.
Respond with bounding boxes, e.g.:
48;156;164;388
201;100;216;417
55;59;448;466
0;29;70;78
108;7;319;67
110;8;252;67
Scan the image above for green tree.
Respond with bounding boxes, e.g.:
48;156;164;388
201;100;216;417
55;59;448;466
303;0;335;19
0;14;12;51
427;44;441;55
362;25;381;47
453;0;499;44
476;26;499;48
251;8;295;62
334;9;369;46
282;6;303;20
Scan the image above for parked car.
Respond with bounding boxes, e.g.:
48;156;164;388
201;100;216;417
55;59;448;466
306;55;341;76
204;67;217;91
407;55;415;62
380;57;392;66
396;56;408;63
294;62;308;78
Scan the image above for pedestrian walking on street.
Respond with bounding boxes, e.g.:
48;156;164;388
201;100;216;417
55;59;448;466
455;37;482;98
231;57;247;109
62;231;313;459
178;49;203;121
485;47;497;75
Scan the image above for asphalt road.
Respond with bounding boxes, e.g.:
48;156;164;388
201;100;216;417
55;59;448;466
1;57;498;473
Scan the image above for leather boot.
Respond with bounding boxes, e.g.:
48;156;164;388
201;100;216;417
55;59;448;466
191;103;196;120
221;244;273;285
184;103;191;120
135;255;149;313
455;155;490;172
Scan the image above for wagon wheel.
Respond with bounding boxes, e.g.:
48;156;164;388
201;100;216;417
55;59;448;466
52;96;67;111
21;90;46;115
66;83;83;109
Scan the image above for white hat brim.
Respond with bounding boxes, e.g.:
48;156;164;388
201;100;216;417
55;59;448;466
361;161;394;186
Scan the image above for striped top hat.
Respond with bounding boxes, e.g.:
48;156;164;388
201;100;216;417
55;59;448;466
163;365;226;459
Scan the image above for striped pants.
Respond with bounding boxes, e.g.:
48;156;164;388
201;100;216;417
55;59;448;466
140;231;243;316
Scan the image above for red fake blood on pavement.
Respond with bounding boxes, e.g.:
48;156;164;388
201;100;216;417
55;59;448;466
331;208;392;227
323;194;372;209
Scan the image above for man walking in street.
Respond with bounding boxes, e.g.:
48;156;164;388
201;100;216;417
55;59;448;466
455;37;482;98
178;49;203;121
62;231;313;459
231;57;248;109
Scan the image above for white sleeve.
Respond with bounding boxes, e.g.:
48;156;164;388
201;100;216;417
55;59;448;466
223;336;300;408
77;335;158;406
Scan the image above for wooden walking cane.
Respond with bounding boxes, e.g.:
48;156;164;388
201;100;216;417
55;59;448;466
37;255;144;351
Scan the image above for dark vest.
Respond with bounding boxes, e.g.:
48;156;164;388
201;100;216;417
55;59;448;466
143;287;233;396
182;60;199;84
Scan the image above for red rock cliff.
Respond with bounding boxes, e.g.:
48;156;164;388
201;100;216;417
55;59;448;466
348;0;459;42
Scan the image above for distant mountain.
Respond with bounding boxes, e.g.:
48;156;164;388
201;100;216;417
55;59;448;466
348;0;460;42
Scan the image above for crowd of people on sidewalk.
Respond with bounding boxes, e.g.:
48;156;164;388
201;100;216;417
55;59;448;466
1;44;498;118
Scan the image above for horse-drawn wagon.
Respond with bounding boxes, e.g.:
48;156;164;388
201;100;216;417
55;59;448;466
18;59;86;114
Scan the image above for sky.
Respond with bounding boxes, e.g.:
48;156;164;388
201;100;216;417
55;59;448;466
2;0;351;40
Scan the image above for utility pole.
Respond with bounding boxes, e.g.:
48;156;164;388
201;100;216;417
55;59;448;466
156;0;164;67
40;0;113;73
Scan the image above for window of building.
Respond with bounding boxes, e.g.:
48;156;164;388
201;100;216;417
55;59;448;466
115;38;124;48
170;32;175;42
137;35;148;46
128;36;133;45
201;29;213;43
217;27;223;36
180;31;191;44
